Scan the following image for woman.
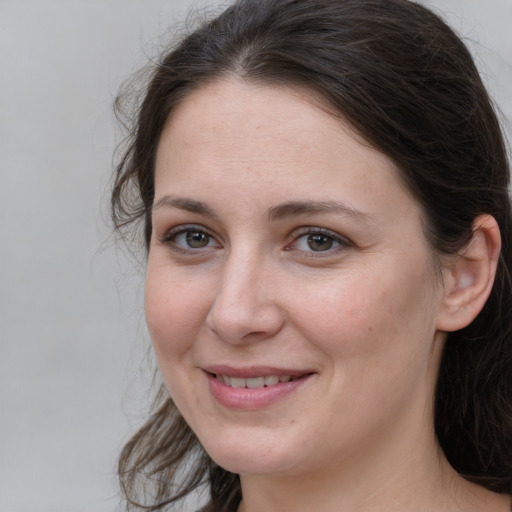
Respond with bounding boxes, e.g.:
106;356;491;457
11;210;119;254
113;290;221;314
111;0;512;510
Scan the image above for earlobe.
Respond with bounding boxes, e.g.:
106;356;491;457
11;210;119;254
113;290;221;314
436;215;501;332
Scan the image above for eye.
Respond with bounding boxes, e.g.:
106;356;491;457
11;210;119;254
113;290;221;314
176;230;213;249
289;228;351;254
299;233;337;252
162;225;220;251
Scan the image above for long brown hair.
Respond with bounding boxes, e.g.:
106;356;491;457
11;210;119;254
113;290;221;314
112;0;512;509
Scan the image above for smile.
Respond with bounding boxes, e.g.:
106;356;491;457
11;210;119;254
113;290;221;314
205;369;314;410
214;374;296;388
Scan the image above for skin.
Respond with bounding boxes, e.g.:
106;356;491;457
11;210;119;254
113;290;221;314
146;79;507;511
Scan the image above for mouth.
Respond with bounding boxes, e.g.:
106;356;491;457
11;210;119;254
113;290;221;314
202;365;315;409
210;373;307;389
204;369;314;409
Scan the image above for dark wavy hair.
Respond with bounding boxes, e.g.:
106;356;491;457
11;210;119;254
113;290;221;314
111;0;512;510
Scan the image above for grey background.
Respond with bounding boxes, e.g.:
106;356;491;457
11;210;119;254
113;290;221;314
0;1;510;511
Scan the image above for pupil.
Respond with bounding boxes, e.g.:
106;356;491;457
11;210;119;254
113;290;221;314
186;231;209;248
307;234;333;251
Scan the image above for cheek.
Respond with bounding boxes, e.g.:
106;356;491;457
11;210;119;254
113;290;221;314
144;264;210;360
144;266;212;415
292;275;386;337
290;264;437;365
291;268;440;434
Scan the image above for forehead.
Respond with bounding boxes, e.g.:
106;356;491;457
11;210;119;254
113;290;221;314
154;78;418;223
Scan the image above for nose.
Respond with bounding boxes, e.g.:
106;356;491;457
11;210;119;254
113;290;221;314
205;252;285;344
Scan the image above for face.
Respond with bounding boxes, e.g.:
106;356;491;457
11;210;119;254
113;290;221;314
146;80;448;479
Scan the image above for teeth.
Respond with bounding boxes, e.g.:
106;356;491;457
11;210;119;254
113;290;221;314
264;375;279;386
217;374;294;388
246;377;265;388
230;377;247;389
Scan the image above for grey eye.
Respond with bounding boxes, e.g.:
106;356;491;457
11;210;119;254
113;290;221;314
294;231;342;252
306;233;335;251
185;231;211;248
171;229;217;249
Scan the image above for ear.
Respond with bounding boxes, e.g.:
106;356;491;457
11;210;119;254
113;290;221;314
436;214;501;332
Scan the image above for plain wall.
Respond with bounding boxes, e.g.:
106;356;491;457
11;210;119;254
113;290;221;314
0;1;510;511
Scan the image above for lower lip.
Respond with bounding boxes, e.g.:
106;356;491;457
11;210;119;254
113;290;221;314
206;373;313;410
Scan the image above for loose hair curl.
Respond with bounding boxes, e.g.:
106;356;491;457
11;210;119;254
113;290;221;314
112;0;512;510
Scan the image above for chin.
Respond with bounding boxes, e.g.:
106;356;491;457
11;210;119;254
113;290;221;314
197;428;304;476
209;452;299;477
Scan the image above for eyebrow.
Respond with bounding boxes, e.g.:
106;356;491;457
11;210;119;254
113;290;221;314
152;195;372;223
152;195;218;219
267;200;373;222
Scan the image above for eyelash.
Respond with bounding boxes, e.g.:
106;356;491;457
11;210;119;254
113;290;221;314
159;225;352;257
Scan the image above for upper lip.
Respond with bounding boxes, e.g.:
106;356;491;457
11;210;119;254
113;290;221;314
203;365;314;378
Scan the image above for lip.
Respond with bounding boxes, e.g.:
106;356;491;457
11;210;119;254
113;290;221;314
203;365;315;410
